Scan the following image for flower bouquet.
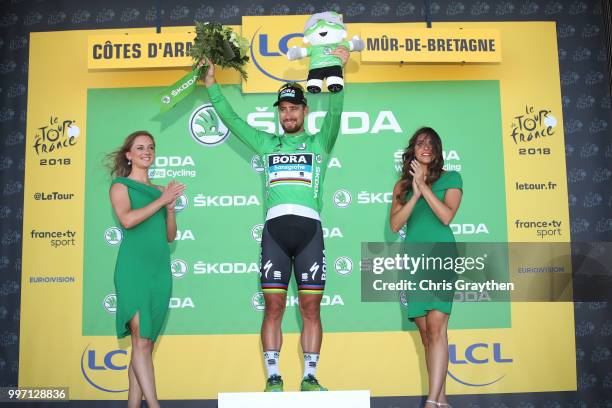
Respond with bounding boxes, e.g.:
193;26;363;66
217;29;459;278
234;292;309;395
157;22;249;113
189;21;250;79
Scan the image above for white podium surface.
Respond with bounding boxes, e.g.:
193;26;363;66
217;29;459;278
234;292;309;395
218;390;371;407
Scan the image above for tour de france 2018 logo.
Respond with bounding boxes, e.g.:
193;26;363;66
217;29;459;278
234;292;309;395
33;115;80;166
189;104;230;147
171;259;188;279
33;116;80;156
333;189;352;208
103;293;117;314
104;227;122;246
334;257;353;276
509;105;557;145
252;292;265;311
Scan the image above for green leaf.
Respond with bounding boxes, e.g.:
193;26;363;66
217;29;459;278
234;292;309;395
189;20;250;81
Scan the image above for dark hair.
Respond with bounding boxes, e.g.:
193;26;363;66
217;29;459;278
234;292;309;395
106;131;155;178
396;127;444;203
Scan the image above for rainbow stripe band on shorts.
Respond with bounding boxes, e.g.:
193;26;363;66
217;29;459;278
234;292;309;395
261;283;288;293
298;284;325;295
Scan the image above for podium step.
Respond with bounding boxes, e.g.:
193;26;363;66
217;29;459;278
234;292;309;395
218;390;370;407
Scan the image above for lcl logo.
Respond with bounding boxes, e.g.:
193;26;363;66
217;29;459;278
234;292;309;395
250;29;304;82
447;342;513;387
80;345;128;393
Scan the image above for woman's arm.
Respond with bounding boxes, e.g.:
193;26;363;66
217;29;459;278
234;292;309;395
418;184;462;226
165;205;177;243
163;181;181;242
411;161;463;226
390;180;421;233
109;182;184;229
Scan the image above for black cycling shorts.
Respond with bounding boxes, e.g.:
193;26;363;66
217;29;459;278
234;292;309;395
307;65;343;81
260;215;326;295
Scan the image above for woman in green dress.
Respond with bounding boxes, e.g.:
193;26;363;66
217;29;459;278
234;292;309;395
107;131;185;408
390;127;463;408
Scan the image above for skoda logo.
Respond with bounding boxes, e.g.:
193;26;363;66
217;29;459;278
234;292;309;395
334;256;353;276
399;291;408;307
104;227;122;246
171;259;188;278
252;292;265;311
189;104;230;147
174;194;188;212
333;189;352;208
103;294;117;314
251;224;264;242
251;155;264;173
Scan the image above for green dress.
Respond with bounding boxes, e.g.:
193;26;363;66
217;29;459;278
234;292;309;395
403;170;463;321
112;177;172;342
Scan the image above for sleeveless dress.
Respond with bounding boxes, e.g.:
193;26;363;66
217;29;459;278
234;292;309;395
111;177;172;342
403;171;463;321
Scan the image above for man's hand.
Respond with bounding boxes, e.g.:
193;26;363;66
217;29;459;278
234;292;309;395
331;45;350;66
198;57;216;88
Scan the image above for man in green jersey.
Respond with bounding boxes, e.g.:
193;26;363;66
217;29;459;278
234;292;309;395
202;46;348;392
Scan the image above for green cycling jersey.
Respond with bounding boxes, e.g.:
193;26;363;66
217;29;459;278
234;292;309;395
206;83;344;214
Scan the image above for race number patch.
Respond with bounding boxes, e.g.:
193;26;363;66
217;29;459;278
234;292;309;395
268;153;313;187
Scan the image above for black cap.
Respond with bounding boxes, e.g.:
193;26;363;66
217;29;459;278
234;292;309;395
273;82;307;107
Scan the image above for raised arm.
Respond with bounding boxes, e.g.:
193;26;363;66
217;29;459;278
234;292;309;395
202;60;276;154
390;180;420;233
413;162;463;226
318;89;344;154
317;46;348;153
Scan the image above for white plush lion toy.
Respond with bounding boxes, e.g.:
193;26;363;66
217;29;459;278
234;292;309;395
287;11;364;93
